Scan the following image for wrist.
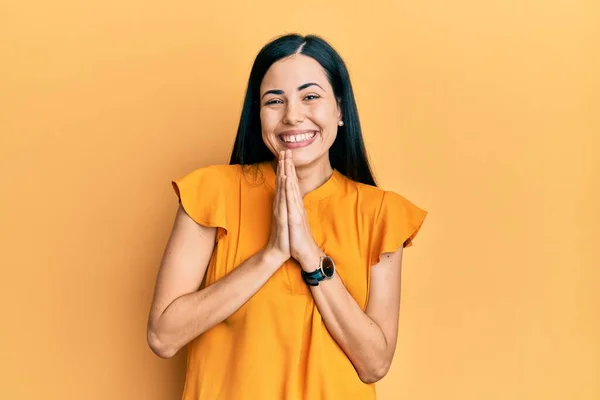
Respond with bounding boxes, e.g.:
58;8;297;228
298;247;326;272
300;253;336;286
261;247;289;269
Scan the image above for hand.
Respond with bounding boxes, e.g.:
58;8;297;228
283;150;322;270
264;151;291;264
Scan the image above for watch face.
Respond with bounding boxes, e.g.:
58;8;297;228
322;256;335;278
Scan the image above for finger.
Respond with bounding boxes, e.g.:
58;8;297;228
277;153;285;196
279;176;288;227
278;151;284;177
296;180;305;214
285;153;293;178
289;151;297;179
278;159;284;182
287;150;296;181
284;157;298;208
294;176;303;209
283;155;301;210
274;155;280;192
287;158;302;209
279;175;287;211
278;152;289;217
285;173;294;216
273;173;281;212
286;173;302;225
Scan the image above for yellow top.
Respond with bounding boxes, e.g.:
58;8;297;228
172;161;427;400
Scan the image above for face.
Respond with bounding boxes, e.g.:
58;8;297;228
259;54;342;167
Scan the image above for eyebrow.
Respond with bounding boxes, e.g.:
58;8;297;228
261;82;325;99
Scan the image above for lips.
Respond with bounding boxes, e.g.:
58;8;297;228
277;130;319;149
278;129;317;138
279;131;317;143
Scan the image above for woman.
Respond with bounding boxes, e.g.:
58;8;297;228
147;33;427;400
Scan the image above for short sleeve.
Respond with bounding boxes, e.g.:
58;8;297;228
171;166;231;242
370;191;428;264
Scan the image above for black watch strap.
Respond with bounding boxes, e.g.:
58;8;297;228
301;256;335;286
301;269;325;286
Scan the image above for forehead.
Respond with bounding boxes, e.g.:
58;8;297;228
260;54;330;91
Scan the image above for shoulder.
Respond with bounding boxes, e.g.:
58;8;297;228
171;164;241;239
338;175;386;211
174;164;242;186
338;178;428;253
172;164;242;203
183;163;242;178
338;174;424;220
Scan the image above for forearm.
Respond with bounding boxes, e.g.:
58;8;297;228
309;273;391;383
149;249;285;358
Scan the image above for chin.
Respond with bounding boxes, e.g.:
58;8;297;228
290;151;325;168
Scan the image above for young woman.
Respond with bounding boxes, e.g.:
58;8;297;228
147;33;427;400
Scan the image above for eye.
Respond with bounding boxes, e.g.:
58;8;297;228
265;99;283;106
304;94;320;101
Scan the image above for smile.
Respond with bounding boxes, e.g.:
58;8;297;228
278;130;318;150
280;132;317;143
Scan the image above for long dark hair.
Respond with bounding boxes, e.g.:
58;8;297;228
228;33;377;186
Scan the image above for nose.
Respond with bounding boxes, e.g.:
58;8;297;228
282;98;304;125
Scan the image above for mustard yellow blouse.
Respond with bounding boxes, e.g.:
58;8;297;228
172;161;427;400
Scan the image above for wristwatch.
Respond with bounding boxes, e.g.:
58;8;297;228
301;256;336;286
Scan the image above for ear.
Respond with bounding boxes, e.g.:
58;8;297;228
336;97;343;121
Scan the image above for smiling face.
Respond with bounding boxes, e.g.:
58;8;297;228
259;54;342;167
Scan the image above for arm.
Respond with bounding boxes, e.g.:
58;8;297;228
301;247;403;384
281;150;405;382
146;205;287;359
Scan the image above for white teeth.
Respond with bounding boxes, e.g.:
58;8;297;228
282;132;316;143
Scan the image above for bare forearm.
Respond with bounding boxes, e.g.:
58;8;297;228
309;273;391;382
149;249;284;358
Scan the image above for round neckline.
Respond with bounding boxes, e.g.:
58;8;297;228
258;161;342;204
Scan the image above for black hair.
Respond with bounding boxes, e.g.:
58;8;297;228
228;33;377;186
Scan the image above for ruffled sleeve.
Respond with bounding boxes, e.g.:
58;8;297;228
171;165;230;242
370;191;428;264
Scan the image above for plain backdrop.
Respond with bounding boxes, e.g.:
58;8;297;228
1;0;598;399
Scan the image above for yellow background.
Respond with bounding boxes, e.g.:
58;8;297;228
1;0;598;399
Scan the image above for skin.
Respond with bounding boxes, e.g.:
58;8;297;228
147;54;404;384
259;54;341;172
